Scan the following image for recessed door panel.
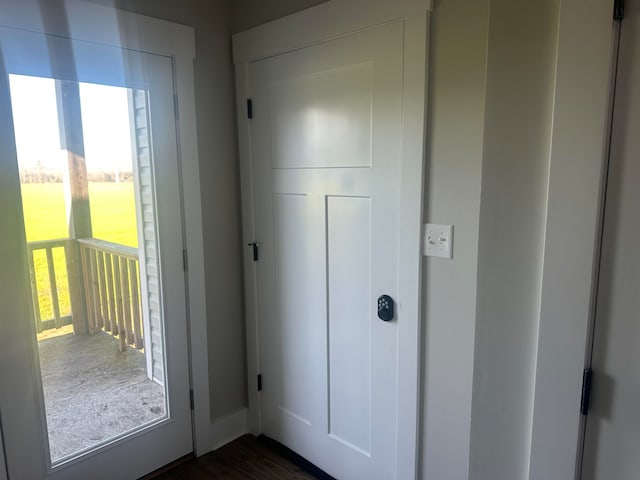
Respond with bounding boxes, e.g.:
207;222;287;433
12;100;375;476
270;63;373;169
273;193;312;424
327;195;372;455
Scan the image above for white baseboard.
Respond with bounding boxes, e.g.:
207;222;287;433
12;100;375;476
210;408;249;451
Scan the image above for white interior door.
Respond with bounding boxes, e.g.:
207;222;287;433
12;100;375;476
0;23;192;480
581;1;640;478
241;9;426;478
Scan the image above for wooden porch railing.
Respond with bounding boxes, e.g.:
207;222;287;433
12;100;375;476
26;238;144;353
26;239;74;333
78;238;144;352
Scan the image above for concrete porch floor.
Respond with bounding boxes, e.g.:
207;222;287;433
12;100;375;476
38;329;165;462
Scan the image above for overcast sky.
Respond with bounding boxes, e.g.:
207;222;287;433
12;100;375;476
9;74;134;174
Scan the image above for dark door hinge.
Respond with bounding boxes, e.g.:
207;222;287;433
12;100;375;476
614;0;625;20
189;389;194;410
580;368;593;416
183;249;188;272
247;98;253;119
248;242;259;261
174;94;180;120
257;374;263;392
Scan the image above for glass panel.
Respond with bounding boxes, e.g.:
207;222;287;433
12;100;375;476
9;74;167;464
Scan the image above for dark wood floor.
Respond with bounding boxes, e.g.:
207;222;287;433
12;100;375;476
146;435;320;479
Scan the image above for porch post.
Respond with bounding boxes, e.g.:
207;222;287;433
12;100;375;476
55;80;91;335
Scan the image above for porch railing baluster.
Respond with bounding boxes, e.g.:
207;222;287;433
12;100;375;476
80;245;95;333
27;246;43;333
129;259;143;349
120;258;133;346
92;249;104;331
97;251;110;332
65;239;86;335
112;252;127;352
105;253;118;335
45;247;61;329
88;248;100;334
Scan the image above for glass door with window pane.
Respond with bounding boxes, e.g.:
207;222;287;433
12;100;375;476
0;21;193;480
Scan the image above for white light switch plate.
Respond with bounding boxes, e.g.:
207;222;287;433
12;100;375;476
424;223;453;259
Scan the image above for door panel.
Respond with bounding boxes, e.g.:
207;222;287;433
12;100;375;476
327;195;372;454
0;27;192;480
273;193;311;424
270;63;374;169
249;20;403;480
582;1;640;478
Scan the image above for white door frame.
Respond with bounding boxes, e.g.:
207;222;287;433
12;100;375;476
528;0;618;478
0;0;211;459
233;1;431;477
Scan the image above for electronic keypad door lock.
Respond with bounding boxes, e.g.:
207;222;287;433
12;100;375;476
377;295;394;322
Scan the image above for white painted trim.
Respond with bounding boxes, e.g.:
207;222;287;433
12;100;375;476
0;52;49;479
397;11;429;480
233;0;432;64
211;409;249;451
528;1;616;479
174;42;214;458
0;0;211;458
0;0;194;60
233;1;429;477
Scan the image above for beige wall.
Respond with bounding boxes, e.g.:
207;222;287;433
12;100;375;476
420;1;489;477
85;0;247;422
231;0;327;33
76;1;564;477
469;0;559;478
424;2;561;478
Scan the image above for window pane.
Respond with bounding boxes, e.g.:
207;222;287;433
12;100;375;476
10;74;168;465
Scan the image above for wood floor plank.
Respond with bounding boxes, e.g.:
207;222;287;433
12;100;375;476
145;435;319;480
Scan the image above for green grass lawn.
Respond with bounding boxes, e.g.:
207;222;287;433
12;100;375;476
21;182;138;321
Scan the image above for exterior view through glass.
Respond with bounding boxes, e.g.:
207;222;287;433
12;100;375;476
9;74;168;464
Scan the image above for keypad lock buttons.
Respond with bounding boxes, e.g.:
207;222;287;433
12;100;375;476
377;295;394;322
